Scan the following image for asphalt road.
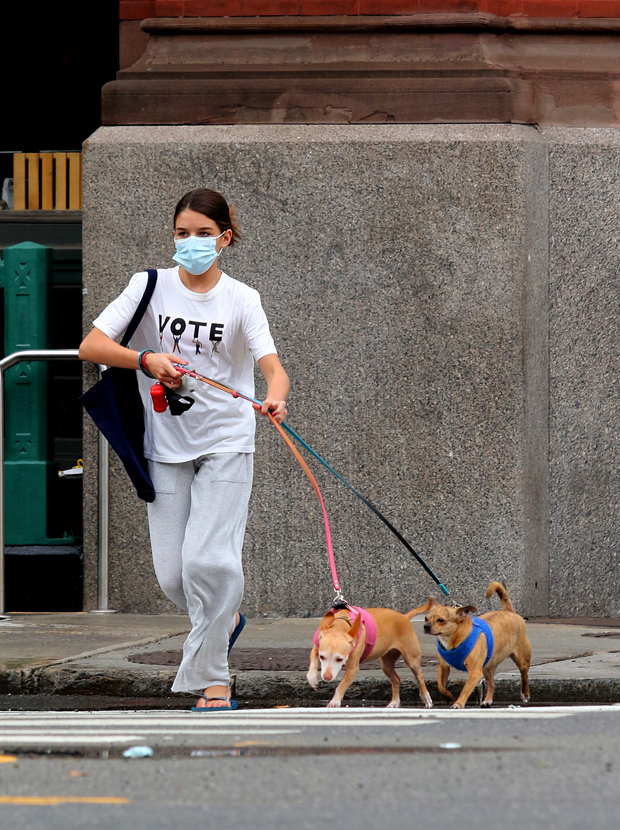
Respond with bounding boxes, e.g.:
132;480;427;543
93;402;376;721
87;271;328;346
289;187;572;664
0;705;618;829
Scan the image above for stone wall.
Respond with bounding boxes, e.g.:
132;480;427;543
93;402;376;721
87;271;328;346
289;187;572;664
82;124;553;616
546;129;620;617
82;123;620;618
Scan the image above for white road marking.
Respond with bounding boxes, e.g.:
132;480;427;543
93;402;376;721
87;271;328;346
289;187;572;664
1;705;617;724
0;736;141;745
0;730;301;743
2;703;617;718
0;705;616;748
0;715;437;732
0;729;303;735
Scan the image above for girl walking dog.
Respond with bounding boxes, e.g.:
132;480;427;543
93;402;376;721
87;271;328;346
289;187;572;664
80;189;289;711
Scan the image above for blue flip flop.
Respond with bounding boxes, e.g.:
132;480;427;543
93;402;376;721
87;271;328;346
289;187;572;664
228;613;246;655
190;616;245;712
191;695;238;712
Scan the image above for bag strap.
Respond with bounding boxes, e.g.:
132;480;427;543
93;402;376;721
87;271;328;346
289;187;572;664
120;269;158;348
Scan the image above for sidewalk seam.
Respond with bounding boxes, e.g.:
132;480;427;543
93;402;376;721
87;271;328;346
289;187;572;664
43;630;191;668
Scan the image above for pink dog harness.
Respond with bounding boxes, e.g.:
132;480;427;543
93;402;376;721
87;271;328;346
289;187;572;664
313;606;378;663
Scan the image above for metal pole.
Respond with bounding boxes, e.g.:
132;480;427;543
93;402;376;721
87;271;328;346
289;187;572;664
0;350;81;617
0;361;5;619
90;364;115;614
98;430;110;609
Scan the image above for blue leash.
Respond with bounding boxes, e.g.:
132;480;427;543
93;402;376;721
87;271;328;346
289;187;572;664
174;364;450;598
280;422;450;597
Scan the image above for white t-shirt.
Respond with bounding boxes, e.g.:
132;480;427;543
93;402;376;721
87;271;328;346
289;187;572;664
93;267;277;463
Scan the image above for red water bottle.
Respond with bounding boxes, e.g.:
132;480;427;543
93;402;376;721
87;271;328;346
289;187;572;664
150;383;168;413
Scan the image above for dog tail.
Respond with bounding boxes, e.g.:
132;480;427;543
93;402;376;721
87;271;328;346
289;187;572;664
486;581;515;612
405;598;434;620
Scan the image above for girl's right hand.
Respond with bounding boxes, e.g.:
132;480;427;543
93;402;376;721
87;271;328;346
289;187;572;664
144;353;188;388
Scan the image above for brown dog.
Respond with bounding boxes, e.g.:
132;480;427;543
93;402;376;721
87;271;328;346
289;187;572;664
423;582;531;709
307;601;433;708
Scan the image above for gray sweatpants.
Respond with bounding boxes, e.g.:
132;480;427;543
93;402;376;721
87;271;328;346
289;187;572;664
147;452;253;694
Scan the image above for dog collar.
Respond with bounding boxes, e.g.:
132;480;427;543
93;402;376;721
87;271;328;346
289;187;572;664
437;617;494;672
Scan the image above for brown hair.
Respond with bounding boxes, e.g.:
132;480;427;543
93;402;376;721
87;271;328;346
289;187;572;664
173;188;241;246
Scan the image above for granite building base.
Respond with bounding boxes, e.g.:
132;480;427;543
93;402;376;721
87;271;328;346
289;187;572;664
82;124;554;616
547;129;620;617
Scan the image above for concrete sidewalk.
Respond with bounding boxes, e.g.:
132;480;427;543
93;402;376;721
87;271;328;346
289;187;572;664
0;613;619;706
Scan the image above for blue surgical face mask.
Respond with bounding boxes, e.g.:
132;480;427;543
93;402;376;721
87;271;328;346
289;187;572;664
172;232;225;275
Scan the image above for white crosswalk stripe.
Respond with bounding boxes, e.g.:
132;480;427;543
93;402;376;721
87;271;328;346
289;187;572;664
0;705;617;748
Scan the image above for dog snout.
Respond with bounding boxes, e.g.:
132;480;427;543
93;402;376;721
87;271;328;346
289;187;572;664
423;623;432;634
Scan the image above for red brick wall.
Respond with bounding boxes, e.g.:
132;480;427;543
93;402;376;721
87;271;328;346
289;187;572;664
119;1;620;18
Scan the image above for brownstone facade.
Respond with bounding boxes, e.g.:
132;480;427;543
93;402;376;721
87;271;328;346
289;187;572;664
110;1;620;127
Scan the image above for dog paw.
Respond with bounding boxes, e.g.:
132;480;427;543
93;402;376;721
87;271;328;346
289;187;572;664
521;694;530;704
423;695;433;709
480;700;493;708
386;700;400;709
450;702;464;709
326;699;341;709
306;672;319;690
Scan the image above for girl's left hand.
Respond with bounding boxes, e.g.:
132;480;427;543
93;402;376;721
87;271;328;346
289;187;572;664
260;399;287;424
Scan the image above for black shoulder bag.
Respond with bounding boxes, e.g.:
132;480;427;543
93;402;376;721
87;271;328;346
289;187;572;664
80;269;158;503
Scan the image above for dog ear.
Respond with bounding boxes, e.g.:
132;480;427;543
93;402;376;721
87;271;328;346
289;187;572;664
348;614;362;641
320;611;335;631
456;605;477;619
427;597;435;609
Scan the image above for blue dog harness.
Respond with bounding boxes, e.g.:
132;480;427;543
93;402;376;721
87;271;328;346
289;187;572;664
437;617;494;672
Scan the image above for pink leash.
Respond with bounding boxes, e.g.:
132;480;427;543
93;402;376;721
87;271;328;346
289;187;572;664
169;366;345;601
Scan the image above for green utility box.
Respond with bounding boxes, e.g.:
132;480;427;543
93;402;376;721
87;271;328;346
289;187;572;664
2;241;73;545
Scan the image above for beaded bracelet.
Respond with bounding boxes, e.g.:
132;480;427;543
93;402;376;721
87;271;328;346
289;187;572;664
138;349;156;379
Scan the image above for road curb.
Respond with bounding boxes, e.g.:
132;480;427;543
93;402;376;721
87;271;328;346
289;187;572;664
0;667;179;698
1;667;619;705
235;672;620;705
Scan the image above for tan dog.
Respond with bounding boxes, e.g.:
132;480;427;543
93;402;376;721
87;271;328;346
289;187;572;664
307;601;433;709
423;582;531;709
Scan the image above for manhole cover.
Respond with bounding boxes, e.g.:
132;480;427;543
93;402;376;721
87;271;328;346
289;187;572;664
127;648;438;672
530;618;620;627
582;632;620;638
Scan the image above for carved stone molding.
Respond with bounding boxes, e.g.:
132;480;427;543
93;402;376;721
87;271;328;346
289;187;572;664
104;15;620;125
